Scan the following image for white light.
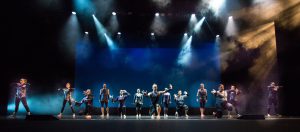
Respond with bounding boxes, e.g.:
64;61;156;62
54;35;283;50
184;33;188;36
155;13;159;17
72;11;76;15
209;0;225;15
151;32;155;36
191;14;196;17
117;32;121;35
229;16;233;19
216;35;220;37
85;32;89;35
112;12;116;16
194;17;206;32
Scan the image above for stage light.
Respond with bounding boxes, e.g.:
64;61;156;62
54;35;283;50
104;33;117;50
112;12;116;16
93;15;107;42
194;17;205;33
178;36;193;66
151;32;155;36
184;33;188;36
189;13;198;31
117;32;121;35
85;32;89;35
155;13;159;17
209;0;225;15
72;11;76;15
225;15;237;36
216;35;220;37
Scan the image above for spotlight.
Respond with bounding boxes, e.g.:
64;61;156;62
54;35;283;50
184;33;188;36
112;12;116;16
117;32;121;35
151;32;155;36
216;35;220;37
191;14;196;17
155;13;159;17
229;16;233;19
85;32;89;35
72;11;76;15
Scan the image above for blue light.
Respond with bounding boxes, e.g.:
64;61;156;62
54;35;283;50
92;15;107;42
104;33;117;51
178;36;193;66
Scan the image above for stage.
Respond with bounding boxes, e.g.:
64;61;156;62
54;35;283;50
1;115;300;132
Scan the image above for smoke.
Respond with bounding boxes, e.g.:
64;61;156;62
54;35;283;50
93;0;115;18
151;0;171;8
59;14;81;60
151;16;168;36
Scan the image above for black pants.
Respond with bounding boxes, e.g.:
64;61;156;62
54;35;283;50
163;102;169;114
149;103;160;115
85;104;93;115
15;97;30;113
268;98;278;114
118;107;126;115
135;103;142;114
61;99;75;114
215;101;227;118
176;105;188;115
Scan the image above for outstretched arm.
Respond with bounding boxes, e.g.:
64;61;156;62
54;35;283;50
158;84;173;94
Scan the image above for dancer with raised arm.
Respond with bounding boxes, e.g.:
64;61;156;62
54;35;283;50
174;90;189;117
11;78;31;117
143;84;173;119
197;83;207;117
267;82;281;117
211;84;227;118
112;90;130;119
133;88;143;118
99;83;110;117
57;82;76;118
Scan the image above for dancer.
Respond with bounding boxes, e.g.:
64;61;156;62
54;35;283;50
267;82;281;117
99;83;110;117
143;83;173;119
211;84;227;118
112;90;130;119
196;83;207;117
174;90;189;117
57;82;76;118
133;88;143;118
226;85;241;118
162;88;171;117
76;89;94;117
11;78;31;117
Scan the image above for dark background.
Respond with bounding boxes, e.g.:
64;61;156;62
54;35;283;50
2;0;300;116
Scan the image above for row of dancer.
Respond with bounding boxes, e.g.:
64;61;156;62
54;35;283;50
10;78;281;119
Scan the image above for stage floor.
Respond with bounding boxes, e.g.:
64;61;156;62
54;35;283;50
1;115;300;132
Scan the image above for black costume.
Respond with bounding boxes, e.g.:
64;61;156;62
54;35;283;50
174;93;189;116
267;86;279;115
59;88;75;114
76;94;94;115
14;83;30;114
133;93;143;115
